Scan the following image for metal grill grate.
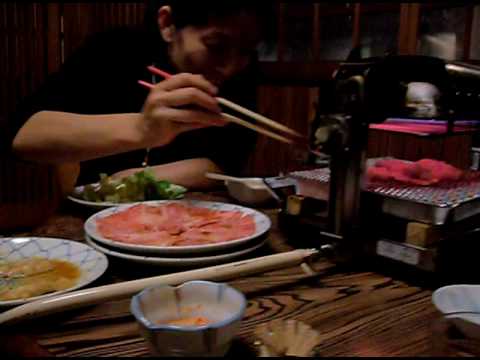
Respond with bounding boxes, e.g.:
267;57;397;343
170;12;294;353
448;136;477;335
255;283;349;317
289;168;480;209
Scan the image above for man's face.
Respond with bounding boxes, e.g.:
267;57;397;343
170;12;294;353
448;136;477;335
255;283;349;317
167;13;260;87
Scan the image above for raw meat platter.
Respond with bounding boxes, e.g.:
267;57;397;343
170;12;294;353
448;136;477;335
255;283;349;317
84;200;271;255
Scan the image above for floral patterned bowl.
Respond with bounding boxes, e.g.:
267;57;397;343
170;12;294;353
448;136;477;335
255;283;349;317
130;280;246;357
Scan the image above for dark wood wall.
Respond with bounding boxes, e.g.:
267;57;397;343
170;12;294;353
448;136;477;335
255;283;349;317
0;2;146;129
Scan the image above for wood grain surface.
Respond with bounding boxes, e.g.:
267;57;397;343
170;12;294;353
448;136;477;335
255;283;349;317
1;192;442;357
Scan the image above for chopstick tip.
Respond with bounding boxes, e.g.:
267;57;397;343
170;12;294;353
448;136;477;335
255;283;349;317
138;80;154;89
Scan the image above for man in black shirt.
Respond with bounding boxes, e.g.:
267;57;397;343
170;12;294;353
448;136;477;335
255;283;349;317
9;1;272;188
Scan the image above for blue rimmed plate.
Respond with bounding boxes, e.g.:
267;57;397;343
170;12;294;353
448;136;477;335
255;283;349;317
0;237;108;307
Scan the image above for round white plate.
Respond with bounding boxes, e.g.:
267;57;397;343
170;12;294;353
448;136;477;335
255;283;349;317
67;183;138;210
85;234;266;267
84;200;271;255
432;284;480;340
68;184;185;210
0;237;108;307
68;184;122;210
68;196;119;210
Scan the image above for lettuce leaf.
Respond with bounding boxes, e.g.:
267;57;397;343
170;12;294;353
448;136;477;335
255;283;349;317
79;170;187;203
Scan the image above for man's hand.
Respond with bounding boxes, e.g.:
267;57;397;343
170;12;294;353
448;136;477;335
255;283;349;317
139;73;227;148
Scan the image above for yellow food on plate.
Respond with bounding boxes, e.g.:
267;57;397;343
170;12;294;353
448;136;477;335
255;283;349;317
0;256;81;301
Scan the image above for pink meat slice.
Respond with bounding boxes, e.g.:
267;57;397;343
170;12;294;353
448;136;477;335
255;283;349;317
416;159;463;183
109;231;180;246
178;215;256;246
95;203;257;246
366;158;465;186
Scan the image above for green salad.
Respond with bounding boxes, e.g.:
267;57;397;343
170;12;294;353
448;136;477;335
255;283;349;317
76;170;187;203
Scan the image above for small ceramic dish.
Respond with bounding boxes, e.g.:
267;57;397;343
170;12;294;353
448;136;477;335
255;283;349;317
225;179;278;207
0;237;108;307
130;280;246;356
432;284;480;340
205;172;278;207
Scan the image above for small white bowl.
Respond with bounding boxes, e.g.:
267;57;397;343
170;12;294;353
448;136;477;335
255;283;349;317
225;179;277;207
130;281;246;357
432;284;480;340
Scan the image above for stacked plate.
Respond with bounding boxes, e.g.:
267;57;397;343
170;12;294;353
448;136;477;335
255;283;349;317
84;200;272;267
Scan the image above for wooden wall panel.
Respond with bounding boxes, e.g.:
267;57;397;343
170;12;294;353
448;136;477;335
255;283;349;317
46;3;62;73
62;2;145;59
0;3;55;231
0;3;49;127
0;2;146;230
246;85;319;177
0;2;8;130
62;3;96;59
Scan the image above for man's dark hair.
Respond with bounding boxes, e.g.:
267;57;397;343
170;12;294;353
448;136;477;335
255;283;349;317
144;0;276;40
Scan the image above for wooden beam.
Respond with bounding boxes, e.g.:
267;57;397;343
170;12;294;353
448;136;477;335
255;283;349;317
398;3;410;54
463;5;474;61
352;3;361;48
407;3;420;55
398;3;420;55
277;3;286;62
46;3;62;73
313;3;321;61
258;61;339;85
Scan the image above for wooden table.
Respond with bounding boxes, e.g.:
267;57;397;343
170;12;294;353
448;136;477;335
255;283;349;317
1;192;442;357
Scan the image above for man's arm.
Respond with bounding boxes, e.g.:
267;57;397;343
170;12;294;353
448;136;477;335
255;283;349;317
12;112;145;163
110;157;223;190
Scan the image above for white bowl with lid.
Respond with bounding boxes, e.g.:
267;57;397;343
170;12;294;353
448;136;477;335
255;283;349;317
205;172;278;207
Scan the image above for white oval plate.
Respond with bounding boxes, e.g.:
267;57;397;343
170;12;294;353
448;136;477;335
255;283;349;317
85;234;266;267
84;200;271;255
0;237;108;307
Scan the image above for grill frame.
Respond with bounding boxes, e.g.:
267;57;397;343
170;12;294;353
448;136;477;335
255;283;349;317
288;166;480;225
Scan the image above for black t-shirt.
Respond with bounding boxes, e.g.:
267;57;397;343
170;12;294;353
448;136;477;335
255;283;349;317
6;26;258;185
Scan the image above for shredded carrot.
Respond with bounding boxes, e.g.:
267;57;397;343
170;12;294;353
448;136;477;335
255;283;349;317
163;316;210;327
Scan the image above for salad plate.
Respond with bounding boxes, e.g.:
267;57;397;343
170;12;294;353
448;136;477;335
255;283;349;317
68;170;187;209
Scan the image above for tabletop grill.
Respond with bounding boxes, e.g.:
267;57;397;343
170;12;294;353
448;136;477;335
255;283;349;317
278;55;480;274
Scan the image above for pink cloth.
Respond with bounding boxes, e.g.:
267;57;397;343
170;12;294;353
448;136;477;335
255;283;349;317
369;123;475;135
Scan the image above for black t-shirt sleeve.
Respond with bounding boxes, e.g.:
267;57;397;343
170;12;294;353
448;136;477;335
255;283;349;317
4;29;139;154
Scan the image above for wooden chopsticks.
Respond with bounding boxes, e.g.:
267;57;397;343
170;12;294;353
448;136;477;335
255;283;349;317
0;249;319;325
138;66;306;146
